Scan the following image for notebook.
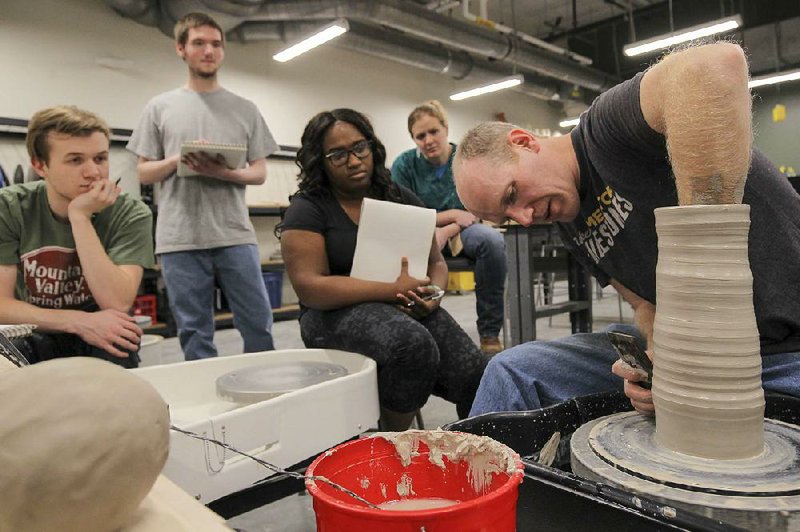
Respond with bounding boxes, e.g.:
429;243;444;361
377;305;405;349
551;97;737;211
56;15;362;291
178;142;248;178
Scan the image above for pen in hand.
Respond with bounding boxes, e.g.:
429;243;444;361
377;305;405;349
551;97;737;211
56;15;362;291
89;178;122;220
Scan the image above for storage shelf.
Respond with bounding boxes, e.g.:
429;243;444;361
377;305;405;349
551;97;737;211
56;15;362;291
143;304;300;336
142;323;169;336
248;205;287;216
213;305;300;328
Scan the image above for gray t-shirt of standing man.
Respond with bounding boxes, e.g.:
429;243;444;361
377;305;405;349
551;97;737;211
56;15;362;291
127;87;278;254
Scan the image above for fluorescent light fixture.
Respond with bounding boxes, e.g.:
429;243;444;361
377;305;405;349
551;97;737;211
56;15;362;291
273;19;349;63
749;68;800;88
559;117;580;128
450;75;524;101
623;15;741;57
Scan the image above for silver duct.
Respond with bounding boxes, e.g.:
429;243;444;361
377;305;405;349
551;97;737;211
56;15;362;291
246;0;617;92
105;0;160;26
232;20;560;101
105;0;615;93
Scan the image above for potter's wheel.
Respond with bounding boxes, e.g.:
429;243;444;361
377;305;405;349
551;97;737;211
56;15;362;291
571;412;800;530
216;361;349;403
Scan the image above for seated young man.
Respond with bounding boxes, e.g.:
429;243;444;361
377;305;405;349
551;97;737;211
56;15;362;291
0;106;154;368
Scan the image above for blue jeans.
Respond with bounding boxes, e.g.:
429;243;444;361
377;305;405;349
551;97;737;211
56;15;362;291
469;323;800;416
459;223;506;338
160;244;274;360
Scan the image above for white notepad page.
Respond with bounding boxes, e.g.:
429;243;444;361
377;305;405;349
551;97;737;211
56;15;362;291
350;198;436;282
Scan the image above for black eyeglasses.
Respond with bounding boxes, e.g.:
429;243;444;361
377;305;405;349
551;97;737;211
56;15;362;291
324;139;373;167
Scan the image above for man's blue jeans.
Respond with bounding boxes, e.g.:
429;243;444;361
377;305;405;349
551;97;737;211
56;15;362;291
459;223;507;338
470;323;800;416
160;244;275;360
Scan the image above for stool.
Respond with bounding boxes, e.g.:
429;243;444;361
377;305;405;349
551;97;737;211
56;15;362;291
447;271;475;293
445;256;475;293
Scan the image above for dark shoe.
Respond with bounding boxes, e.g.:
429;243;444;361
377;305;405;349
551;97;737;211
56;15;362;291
480;336;504;356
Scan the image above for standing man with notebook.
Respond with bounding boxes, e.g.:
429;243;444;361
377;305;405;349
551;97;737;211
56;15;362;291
128;12;277;360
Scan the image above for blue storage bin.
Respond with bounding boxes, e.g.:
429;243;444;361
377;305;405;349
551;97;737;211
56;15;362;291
262;271;283;309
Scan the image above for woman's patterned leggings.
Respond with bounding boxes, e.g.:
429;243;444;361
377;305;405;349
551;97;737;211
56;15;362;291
300;302;488;417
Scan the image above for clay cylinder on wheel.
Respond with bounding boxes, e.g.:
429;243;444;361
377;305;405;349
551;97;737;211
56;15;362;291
652;204;764;460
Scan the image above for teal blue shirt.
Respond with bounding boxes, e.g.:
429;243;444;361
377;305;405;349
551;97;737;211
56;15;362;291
391;143;464;211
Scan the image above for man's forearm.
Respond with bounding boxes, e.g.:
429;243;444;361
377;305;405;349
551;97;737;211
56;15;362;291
610;278;655;348
137;155;179;185
632;302;655;351
70;215;139;311
0;297;83;334
216;158;267;185
655;44;752;205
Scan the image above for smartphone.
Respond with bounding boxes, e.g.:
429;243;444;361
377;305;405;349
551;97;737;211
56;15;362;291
406;289;445;307
607;331;652;389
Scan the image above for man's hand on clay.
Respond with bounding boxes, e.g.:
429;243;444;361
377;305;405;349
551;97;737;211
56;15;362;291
612;353;655;416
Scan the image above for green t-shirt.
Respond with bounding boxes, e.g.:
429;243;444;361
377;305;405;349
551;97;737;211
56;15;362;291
0;181;154;310
391;143;464;212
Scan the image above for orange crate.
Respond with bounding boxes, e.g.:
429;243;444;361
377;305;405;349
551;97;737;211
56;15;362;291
133;294;157;323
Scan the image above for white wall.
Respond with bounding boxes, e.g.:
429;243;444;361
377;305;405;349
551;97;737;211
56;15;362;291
1;0;562;159
1;0;564;302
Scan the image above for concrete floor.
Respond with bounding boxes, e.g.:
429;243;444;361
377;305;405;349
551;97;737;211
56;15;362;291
145;282;632;531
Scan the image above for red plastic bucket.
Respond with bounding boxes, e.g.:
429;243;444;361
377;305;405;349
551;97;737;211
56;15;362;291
305;431;524;532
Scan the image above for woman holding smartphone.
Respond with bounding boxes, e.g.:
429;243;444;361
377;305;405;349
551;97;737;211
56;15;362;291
279;109;488;431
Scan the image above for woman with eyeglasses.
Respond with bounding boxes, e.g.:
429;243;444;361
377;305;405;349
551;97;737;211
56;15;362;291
279;109;488;431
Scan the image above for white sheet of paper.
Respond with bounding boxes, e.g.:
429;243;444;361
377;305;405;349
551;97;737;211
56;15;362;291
350;198;436;282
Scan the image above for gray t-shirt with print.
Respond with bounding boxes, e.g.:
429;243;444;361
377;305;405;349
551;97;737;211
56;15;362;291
127;87;278;254
560;72;800;355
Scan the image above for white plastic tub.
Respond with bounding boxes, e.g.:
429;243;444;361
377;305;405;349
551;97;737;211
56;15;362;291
132;349;379;503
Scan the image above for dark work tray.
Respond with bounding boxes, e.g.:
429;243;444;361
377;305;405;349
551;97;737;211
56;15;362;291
445;391;800;532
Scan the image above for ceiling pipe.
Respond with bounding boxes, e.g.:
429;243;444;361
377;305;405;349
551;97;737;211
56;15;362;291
428;1;461;12
232;20;560;101
105;0;160;26
105;0;614;93
460;0;593;65
243;0;618;92
159;0;249;33
199;0;263;17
